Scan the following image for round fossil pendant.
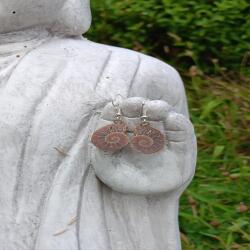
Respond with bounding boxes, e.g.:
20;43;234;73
91;121;129;152
131;123;165;154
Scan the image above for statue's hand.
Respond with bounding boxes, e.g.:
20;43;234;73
91;98;196;195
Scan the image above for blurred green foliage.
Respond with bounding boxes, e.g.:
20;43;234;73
87;1;250;249
88;0;250;74
180;74;250;250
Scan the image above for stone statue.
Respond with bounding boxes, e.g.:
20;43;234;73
0;0;197;249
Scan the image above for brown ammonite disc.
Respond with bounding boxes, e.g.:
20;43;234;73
131;124;165;154
91;122;129;152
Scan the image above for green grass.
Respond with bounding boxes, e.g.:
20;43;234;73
180;73;250;250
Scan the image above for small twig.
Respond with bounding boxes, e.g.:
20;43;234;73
67;216;78;226
53;228;69;237
54;147;69;157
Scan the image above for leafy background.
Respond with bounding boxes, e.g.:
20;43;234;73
87;1;250;249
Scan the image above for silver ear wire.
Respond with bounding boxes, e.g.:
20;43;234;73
111;99;118;108
112;94;125;107
112;100;123;122
112;94;126;122
141;102;149;125
115;94;125;100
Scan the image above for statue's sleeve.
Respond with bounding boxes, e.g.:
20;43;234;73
129;54;189;117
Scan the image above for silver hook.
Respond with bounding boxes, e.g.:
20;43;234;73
112;100;123;122
115;94;125;100
111;99;119;109
141;102;149;125
112;94;125;107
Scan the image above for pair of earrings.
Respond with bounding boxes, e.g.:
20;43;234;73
91;103;165;154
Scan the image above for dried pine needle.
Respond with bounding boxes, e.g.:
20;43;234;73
54;147;69;156
53;228;69;237
68;216;78;226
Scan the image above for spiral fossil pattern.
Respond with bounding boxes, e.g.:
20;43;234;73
91;122;129;152
131;124;165;154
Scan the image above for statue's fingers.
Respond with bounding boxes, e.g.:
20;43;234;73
101;97;147;120
144;100;172;121
101;102;116;121
164;112;195;151
120;97;146;118
165;112;194;134
166;130;188;142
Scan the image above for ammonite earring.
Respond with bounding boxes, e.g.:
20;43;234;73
91;103;129;153
131;104;165;154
